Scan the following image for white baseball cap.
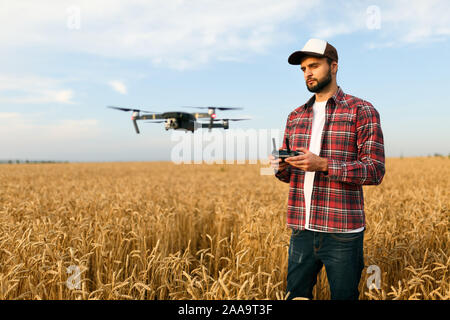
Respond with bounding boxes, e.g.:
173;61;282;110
288;38;338;65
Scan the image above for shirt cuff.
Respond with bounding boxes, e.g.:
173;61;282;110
322;159;343;180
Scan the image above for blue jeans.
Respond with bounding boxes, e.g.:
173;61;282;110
286;229;364;300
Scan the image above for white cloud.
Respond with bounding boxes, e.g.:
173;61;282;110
0;74;74;104
0;0;320;70
0;112;101;159
47;119;99;137
382;0;450;43
0;111;171;161
0;0;448;71
0;112;99;138
308;0;450;48
0;112;21;119
108;80;127;94
356;0;450;49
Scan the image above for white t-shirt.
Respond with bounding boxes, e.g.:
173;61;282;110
303;100;364;233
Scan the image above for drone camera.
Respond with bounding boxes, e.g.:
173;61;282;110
165;118;179;130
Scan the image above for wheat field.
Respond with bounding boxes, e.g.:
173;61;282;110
0;157;448;300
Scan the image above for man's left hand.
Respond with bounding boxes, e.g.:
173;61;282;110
285;147;328;172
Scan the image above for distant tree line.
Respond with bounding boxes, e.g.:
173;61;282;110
431;153;450;158
0;160;69;164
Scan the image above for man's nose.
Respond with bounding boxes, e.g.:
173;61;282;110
304;68;312;77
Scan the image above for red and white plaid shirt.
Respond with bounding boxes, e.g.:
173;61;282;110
275;87;385;232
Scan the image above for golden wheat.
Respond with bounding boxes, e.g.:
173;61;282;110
0;157;448;299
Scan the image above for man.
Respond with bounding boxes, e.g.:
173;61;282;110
269;38;385;300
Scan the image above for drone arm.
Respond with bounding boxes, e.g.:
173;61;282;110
200;123;226;129
194;113;210;119
139;114;165;120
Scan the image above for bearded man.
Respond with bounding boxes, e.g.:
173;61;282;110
269;38;385;300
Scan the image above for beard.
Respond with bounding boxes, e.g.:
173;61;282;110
306;68;332;93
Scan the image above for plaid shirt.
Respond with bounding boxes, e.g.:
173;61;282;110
275;87;385;232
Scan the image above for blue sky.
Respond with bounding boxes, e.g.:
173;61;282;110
1;0;449;162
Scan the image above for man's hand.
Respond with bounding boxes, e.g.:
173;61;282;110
269;154;289;172
285;147;328;172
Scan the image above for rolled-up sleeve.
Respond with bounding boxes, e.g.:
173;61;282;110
324;103;385;185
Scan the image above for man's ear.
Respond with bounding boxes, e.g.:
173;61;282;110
331;61;338;75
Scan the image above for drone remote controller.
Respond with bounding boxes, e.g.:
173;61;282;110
272;138;302;162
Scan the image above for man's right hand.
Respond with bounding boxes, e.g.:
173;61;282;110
269;154;289;172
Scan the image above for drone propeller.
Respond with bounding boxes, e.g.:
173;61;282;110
214;107;243;111
212;118;251;121
107;106;155;113
145;121;165;123
182;106;243;111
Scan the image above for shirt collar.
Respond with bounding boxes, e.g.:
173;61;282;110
304;86;345;109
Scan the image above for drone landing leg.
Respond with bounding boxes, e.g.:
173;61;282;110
133;119;140;134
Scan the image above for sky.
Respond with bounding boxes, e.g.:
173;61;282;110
1;0;449;162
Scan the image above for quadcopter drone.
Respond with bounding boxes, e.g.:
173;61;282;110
107;106;249;133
